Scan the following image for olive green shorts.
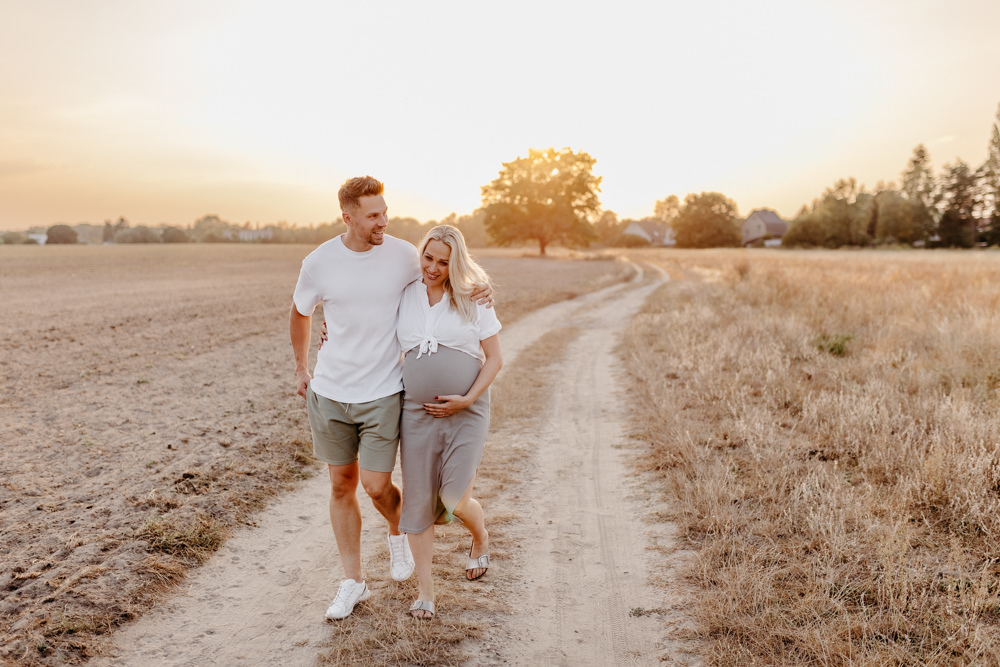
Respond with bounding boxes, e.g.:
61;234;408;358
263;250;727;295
306;388;402;473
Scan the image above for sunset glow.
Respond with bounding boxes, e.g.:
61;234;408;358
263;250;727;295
1;0;998;231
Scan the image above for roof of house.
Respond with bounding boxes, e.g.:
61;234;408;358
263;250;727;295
750;213;788;235
638;220;668;238
745;209;788;235
624;219;677;246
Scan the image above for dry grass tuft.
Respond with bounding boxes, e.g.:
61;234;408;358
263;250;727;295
621;248;1000;664
135;512;227;563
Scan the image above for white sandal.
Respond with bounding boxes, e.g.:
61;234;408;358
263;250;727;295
409;600;435;619
466;539;490;580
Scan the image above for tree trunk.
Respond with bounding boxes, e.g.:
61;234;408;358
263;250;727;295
538;238;547;256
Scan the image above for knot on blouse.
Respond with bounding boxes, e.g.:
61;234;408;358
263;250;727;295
416;336;439;359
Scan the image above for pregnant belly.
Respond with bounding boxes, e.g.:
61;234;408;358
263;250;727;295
402;346;482;403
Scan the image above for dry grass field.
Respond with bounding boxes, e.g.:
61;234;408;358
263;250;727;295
0;243;631;666
621;248;1000;665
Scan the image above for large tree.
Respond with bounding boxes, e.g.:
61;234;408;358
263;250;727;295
935;160;978;247
481;147;600;255
161;226;189;243
670;192;741;248
192;214;233;243
654;194;680;226
784;179;873;248
872;189;933;244
901;144;935;211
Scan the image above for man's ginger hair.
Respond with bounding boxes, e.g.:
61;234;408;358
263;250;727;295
338;176;384;213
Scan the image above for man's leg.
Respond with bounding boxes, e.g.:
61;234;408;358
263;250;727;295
361;469;414;581
328;462;363;581
359;469;402;534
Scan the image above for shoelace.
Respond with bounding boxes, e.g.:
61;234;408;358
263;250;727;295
333;582;360;606
389;536;408;562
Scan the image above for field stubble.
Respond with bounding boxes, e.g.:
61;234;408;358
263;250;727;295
0;243;631;665
622;248;1000;665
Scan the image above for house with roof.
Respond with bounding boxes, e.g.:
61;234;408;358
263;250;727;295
237;227;275;242
742;209;787;247
622;220;675;246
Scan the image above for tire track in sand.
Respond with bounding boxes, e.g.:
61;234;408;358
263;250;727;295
493;263;689;666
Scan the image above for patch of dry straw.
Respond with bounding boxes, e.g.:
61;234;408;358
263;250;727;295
622;248;1000;665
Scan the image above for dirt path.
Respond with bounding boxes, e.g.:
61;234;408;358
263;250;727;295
496;265;686;666
93;265;689;666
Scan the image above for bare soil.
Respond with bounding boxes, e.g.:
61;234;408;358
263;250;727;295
0;243;652;665
80;260;691;665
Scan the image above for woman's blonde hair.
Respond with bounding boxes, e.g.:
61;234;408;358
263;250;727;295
417;225;491;323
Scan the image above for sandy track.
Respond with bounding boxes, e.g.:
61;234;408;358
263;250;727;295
497;267;679;666
94;264;685;666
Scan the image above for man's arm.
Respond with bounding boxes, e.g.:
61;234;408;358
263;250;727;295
289;303;312;398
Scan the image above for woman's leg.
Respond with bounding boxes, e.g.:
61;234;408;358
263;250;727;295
451;474;489;580
407;526;435;617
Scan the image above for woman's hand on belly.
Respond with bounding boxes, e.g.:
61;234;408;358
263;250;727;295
423;394;472;418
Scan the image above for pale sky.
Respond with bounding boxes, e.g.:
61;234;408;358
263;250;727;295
1;0;998;231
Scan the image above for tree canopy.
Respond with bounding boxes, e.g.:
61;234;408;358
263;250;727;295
936;160;978;247
901;144;935;211
654;194;680;226
784;180;873;248
670;192;741;248
870;190;932;244
46;224;77;244
480;147;600;255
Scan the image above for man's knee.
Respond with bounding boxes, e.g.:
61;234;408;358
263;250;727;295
360;471;396;503
328;464;359;501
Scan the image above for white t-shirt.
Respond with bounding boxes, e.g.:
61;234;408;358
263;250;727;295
293;234;420;403
397;281;502;362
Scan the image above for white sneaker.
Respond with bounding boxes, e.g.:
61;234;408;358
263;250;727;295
387;533;415;581
325;579;370;620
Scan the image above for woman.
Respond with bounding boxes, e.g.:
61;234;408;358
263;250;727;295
396;225;503;620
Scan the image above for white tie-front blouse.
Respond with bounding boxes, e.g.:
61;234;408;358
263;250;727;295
396;281;502;362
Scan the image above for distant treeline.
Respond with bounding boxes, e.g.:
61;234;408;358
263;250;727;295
779;103;1000;249
782;143;999;249
5;104;998;251
2;211;492;247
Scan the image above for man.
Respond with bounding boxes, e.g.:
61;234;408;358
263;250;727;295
289;176;490;620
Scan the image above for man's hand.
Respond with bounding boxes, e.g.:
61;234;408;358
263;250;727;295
470;283;494;308
296;369;312;399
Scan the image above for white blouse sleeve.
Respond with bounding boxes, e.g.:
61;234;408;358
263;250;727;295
476;302;502;340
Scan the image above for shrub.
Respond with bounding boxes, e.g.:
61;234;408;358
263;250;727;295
46;224;78;244
814;333;853;356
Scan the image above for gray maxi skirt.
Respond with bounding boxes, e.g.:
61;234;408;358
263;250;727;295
399;346;489;534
